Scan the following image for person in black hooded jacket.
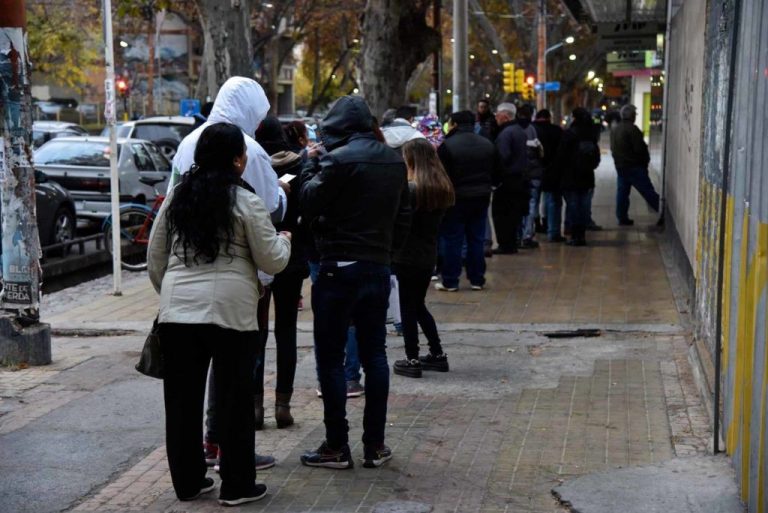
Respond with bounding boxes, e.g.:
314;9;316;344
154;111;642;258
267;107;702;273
555;108;601;246
299;95;410;470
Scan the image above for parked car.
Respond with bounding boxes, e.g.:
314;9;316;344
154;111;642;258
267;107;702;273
99;116;196;160
32;121;88;149
33;136;170;220
33;170;77;249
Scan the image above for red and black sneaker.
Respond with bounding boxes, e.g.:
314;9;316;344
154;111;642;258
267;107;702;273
300;441;353;469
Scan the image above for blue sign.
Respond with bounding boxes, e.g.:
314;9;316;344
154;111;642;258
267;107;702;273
180;98;201;116
534;81;561;92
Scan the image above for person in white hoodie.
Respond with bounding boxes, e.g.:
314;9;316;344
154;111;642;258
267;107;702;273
169;77;285;475
381;105;425;151
169;76;286;222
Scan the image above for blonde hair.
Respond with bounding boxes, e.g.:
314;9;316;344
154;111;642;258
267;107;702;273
402;139;455;211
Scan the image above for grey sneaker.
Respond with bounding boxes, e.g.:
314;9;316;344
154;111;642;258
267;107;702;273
346;380;364;398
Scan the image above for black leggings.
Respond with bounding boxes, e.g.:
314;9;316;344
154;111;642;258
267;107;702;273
393;264;443;360
254;271;305;395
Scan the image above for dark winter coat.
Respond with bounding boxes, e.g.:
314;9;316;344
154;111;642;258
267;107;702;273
494;120;529;184
533;120;564;192
393;182;445;271
610;120;650;170
271;151;310;276
556;122;601;192
437;124;495;200
300;96;411;265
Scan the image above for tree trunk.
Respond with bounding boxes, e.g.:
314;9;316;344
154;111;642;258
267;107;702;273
360;0;441;118
0;1;43;320
194;0;253;100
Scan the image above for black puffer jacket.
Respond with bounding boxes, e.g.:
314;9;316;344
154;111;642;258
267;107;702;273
271;151;310;276
300;96;411;265
437;124;495;200
534;121;563;192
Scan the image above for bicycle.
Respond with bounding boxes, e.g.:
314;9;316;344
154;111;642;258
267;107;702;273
102;176;166;271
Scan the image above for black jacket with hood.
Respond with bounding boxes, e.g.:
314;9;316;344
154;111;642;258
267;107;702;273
300;96;411;265
556;121;601;192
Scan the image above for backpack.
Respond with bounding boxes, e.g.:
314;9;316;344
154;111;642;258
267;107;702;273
575;139;600;171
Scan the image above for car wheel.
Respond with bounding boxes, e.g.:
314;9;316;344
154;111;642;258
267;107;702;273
49;207;75;256
155;138;179;161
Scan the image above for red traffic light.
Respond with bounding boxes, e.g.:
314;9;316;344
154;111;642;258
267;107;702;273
116;78;129;95
526;75;535;86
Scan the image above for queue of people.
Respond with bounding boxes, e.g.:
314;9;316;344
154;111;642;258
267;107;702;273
147;75;658;506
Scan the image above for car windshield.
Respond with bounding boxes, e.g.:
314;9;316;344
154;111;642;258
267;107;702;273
99;124;131;138
133;123;193;142
34;140;118;167
32;130;47;148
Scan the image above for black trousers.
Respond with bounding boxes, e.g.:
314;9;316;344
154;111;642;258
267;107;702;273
492;175;525;251
393;264;443;360
160;323;256;499
254;271;305;395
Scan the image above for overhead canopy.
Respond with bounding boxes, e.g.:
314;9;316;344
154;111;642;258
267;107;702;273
564;0;669;24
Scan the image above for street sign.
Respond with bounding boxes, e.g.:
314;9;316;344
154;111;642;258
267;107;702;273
597;22;662;52
534;81;561;92
180;98;201;116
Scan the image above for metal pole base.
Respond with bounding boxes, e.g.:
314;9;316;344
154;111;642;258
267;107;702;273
0;314;52;366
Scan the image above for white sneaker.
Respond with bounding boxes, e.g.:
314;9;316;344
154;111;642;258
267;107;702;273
435;283;458;292
471;284;484;291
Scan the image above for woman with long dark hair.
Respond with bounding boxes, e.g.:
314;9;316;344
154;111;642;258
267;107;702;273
392;138;455;378
148;122;291;506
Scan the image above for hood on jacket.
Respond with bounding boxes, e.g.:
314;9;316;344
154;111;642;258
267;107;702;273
382;118;426;149
207;77;270;137
320;96;375;150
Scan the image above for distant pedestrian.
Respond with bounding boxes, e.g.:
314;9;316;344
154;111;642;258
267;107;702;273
492;103;529;254
148;122;291;506
556;108;601;246
393;138;454;378
533;109;564;242
436;110;496;291
299;96;410;469
381;105;425;150
610;104;660;225
517;104;545;249
474;98;497;140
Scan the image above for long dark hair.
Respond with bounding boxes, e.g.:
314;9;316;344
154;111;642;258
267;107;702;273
167;123;245;264
402;138;455;211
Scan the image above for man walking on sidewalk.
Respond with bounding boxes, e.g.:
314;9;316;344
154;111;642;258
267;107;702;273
299;96;411;469
610;104;660;225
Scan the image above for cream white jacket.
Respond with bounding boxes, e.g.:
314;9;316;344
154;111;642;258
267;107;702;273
147;186;291;332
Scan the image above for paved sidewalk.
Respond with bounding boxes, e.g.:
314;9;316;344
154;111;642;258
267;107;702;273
1;157;739;513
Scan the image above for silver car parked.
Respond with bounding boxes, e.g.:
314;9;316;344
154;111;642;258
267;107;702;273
34;136;170;220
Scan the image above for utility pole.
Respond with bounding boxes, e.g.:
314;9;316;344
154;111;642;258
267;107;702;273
0;0;51;366
432;0;442;117
102;0;123;295
452;0;468;112
536;0;547;110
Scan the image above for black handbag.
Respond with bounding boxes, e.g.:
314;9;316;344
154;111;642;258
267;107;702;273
135;317;164;379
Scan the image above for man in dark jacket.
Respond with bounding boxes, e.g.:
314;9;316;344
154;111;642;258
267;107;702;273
610;104;660;225
436;110;496;290
555;108;601;246
299;96;410;470
533;109;565;241
492;102;529;253
474;99;497;140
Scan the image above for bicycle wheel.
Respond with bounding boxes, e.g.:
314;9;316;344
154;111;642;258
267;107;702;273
104;207;153;271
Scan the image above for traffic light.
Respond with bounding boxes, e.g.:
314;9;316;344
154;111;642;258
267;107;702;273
524;75;535;100
116;78;129;98
502;63;515;93
514;69;525;95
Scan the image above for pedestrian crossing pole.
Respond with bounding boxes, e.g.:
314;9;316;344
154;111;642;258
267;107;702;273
101;0;122;296
536;0;547;111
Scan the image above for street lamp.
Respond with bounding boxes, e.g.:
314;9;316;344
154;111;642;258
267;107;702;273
564;36;575;44
587;70;595;80
569;54;577;61
539;35;576;110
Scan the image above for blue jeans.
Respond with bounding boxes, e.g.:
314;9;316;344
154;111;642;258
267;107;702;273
616;166;660;222
439;197;489;289
312;262;391;448
522;179;542;240
309;261;361;382
544;192;563;239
